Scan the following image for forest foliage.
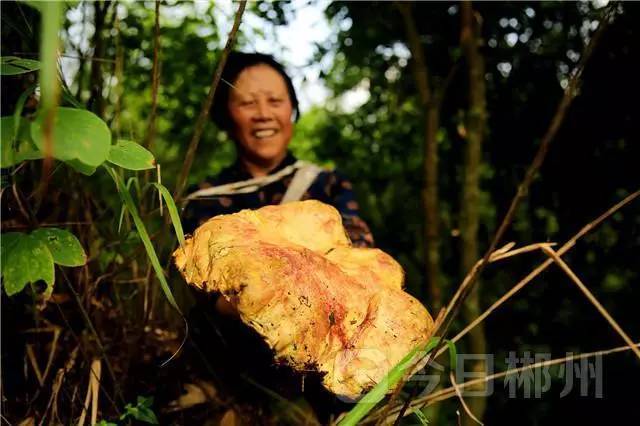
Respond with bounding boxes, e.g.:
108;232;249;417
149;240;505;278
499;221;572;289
1;1;639;425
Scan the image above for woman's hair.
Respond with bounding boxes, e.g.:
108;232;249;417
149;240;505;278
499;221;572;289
211;52;300;132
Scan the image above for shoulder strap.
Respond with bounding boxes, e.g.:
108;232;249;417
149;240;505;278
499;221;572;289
185;161;303;200
280;161;324;204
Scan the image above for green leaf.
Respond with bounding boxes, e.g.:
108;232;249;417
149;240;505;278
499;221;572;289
14;84;37;140
337;336;441;426
151;183;185;246
105;165;182;315
65;159;98;176
1;233;54;296
31;107;111;167
32;228;86;267
108;140;155;170
1;233;22;266
120;396;159;424
413;409;430;425
1;116;43;168
446;339;458;372
0;56;41;75
95;421;118;426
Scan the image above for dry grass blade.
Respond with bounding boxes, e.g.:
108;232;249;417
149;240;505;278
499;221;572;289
77;358;101;426
429;3;618;372
442;241;555;328
541;246;640;361
90;359;101;426
365;191;639;424
26;345;44;386
449;372;483;426
438;190;640;357
383;242;557;425
40;346;79;426
488;242;556;262
379;342;640;422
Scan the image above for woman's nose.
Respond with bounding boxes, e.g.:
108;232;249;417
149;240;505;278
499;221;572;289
253;99;272;121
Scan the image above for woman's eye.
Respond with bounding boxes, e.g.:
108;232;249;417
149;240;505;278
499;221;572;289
240;100;255;107
269;98;283;104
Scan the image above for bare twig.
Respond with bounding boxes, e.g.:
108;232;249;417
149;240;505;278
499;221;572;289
12;52;116;63
438;190;639;357
449;372;483;426
144;0;161;151
40;346;79;426
421;3;618;396
174;0;247;200
60;268;125;405
542;246;640;361
376;342;639;422
369;190;638;424
384;242;554;425
435;1;616;342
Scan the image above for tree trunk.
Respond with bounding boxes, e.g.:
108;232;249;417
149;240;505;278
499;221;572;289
460;2;488;424
424;104;441;310
89;1;108;117
397;2;442;311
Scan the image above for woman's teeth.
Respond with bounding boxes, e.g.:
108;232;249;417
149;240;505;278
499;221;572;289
253;129;277;139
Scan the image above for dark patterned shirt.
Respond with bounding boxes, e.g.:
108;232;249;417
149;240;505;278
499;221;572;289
182;152;374;247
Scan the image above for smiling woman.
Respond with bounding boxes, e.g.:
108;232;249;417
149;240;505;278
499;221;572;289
182;52;376;417
183;52;374;248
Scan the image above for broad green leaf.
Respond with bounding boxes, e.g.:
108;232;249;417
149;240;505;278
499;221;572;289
65;159;97;176
31;107;111;167
108;139;155;170
1;116;43;168
0;56;41;75
32;228;86;267
151;183;185;246
1;233;54;296
1;233;22;266
337;336;441;426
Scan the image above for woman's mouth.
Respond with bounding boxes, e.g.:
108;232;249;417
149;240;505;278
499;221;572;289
253;129;278;139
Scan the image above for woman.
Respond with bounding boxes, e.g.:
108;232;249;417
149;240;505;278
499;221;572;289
183;52;374;248
183;52;367;420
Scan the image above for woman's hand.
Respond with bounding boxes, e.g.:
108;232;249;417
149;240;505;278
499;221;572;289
215;295;240;317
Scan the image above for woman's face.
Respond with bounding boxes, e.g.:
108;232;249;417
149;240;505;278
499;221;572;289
228;64;294;167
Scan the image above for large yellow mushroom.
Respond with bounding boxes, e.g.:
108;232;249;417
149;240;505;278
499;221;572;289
174;200;433;399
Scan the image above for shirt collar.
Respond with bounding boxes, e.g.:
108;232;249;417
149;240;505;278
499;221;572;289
224;151;298;182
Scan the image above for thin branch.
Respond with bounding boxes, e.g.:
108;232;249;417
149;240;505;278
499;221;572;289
12;52;116;63
173;0;247;200
371;190;638;424
449;372;483;426
429;1;617;373
438;190;639;357
60;268;125;405
375;342;639;423
144;0;161;150
541;246;640;361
